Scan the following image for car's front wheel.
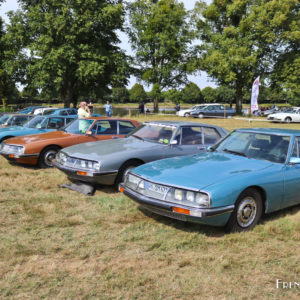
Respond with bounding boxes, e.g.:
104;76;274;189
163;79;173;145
184;113;190;117
284;117;292;124
39;146;61;168
225;188;263;232
198;113;204;118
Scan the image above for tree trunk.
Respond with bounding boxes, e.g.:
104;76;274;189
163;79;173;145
235;81;243;114
153;96;159;113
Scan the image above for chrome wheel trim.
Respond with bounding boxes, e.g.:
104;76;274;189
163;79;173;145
43;150;58;167
236;197;257;228
199;113;204;118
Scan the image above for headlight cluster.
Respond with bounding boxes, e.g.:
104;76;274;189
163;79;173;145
56;151;100;171
0;142;25;155
125;174;210;208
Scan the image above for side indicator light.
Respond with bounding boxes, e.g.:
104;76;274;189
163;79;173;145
119;186;124;193
173;207;190;215
9;154;15;158
77;171;87;176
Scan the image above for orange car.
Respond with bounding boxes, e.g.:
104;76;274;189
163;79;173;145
0;117;140;167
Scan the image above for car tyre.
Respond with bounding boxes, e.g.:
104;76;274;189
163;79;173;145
225;188;263;232
115;160;142;186
284;117;292;124
39;146;61;168
184;113;190;117
199;113;204;118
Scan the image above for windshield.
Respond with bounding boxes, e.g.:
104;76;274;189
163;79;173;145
64;119;94;134
23;116;46;128
0;114;11;125
214;131;290;163
128;123;176;144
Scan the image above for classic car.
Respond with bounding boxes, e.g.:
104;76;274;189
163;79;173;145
267;107;300;123
120;128;300;232
54;121;228;187
176;103;220;117
0;118;140;167
190;104;236;118
0;115;76;142
17;106;44;114
43;108;79;116
0;113;34;128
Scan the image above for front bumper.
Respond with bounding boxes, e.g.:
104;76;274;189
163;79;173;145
0;152;39;165
53;161;118;185
121;184;234;227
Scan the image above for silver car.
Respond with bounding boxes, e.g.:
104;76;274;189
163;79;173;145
54;121;228;187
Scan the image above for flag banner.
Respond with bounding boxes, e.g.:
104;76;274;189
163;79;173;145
251;76;260;114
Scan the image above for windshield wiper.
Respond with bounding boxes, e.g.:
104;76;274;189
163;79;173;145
132;134;144;141
223;148;246;157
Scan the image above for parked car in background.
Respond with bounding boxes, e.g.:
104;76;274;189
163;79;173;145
121;128;300;232
190;104;236;118
267;107;300;123
176;103;220;117
17;106;44;114
54;121;228;187
33;107;59;115
0;114;34;128
0;117;140;167
0;115;76;142
43;108;79;116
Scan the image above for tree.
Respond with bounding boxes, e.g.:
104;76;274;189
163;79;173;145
128;0;197;112
163;89;182;103
202;87;216;103
5;0;129;107
215;86;235;104
129;83;147;103
112;86;130;103
181;82;203;103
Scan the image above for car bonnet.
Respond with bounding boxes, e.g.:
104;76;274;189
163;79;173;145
130;152;275;191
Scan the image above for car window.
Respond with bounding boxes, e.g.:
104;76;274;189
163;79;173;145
60;110;68;116
291;137;300;157
119;121;135;134
179;127;203;145
47;117;65;129
65;119;94;134
65;118;74;124
203;127;221;144
99;120;117;134
8;116;30;126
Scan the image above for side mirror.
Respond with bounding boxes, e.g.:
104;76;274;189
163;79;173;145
289;157;300;164
170;140;178;145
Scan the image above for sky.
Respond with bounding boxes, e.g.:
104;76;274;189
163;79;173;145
0;0;216;91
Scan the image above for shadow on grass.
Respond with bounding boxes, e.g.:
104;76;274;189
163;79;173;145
138;207;225;237
260;203;300;225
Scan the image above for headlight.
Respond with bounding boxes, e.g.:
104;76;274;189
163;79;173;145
0;143;25;155
56;151;100;171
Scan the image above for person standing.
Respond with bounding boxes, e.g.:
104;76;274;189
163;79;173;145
78;101;91;118
175;102;180;112
104;101;112;117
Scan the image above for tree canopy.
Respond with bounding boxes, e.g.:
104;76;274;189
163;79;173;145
5;0;129;107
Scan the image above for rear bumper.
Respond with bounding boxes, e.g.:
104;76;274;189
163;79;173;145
121;184;234;227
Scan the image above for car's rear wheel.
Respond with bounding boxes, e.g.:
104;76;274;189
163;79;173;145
198;113;204;118
39;146;61;168
225;188;263;232
184;113;190;117
115;160;142;186
284;117;292;124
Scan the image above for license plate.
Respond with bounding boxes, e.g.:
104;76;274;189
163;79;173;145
145;182;169;194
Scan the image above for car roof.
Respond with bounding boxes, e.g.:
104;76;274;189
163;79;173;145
145;120;223;128
237;128;300;135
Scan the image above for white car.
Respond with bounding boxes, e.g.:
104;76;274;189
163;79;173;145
177;103;220;117
33;107;59;115
267;108;300;123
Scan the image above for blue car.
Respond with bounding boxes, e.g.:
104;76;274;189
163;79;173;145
0;115;76;142
17;106;44;114
121;128;300;232
43;108;79;116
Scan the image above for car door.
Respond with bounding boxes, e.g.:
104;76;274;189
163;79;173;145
91;120;119;141
118;121;136;136
282;136;300;208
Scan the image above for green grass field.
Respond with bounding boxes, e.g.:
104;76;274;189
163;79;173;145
0;115;299;299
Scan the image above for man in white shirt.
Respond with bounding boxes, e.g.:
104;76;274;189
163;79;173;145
78;102;91;118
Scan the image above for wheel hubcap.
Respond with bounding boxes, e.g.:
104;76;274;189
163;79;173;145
44;150;57;167
237;197;257;227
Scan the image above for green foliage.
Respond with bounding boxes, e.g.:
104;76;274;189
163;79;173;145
215;86;235;104
112;86;130;103
202;86;216;103
181;82;203;103
163;89;182;103
129;83;147;103
5;0;128;107
128;0;197;109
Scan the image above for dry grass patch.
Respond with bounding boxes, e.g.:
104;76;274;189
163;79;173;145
0;116;299;299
